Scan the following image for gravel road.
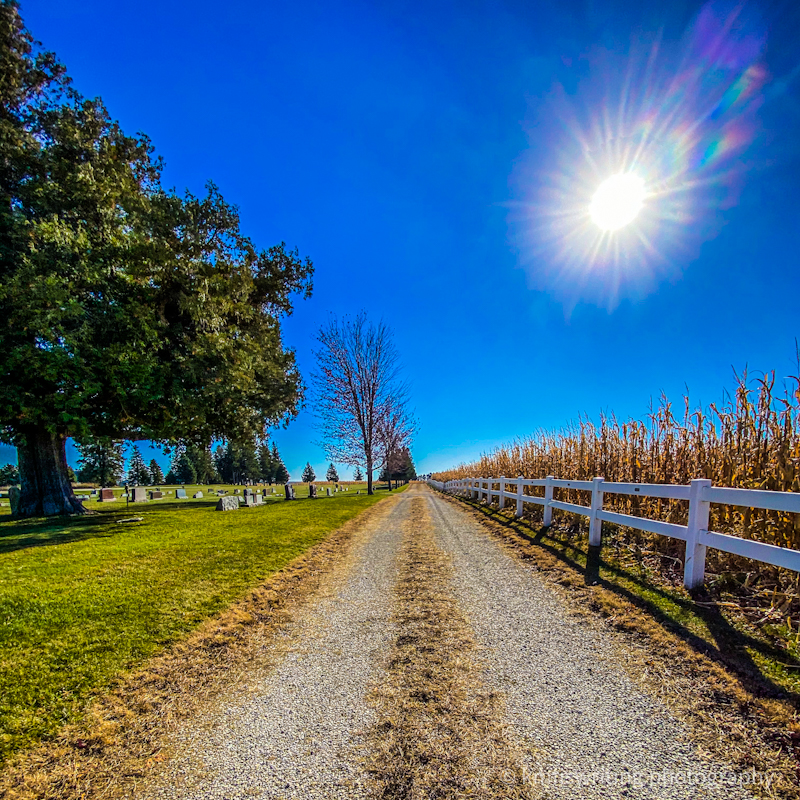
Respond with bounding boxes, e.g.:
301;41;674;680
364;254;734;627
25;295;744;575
137;494;404;800
425;491;756;800
137;486;757;799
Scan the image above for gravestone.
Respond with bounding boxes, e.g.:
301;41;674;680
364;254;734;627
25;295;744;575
326;487;332;497
235;489;241;494
99;488;116;502
90;489;97;496
149;490;164;500
176;488;187;499
254;494;263;505
216;495;239;511
309;484;317;499
217;490;225;495
131;487;148;503
357;490;361;494
193;491;203;499
9;486;20;515
284;483;292;500
290;485;296;499
76;494;91;501
272;487;276;494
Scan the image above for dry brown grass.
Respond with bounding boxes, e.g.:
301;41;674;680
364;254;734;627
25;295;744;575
433;365;800;628
435;488;800;800
366;494;534;800
0;497;400;800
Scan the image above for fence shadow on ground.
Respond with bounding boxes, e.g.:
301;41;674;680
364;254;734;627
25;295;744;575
461;497;800;705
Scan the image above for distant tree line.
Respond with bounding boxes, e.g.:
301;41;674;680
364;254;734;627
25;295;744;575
1;450;372;488
379;446;416;489
70;436;292;486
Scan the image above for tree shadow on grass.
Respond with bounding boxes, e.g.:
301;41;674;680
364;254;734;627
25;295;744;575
0;513;117;555
467;499;800;705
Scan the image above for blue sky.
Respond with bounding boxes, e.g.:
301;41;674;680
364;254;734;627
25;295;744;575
2;0;799;480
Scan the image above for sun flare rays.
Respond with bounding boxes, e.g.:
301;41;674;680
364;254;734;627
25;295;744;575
510;0;769;310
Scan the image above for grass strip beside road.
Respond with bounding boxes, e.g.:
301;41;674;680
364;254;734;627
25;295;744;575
0;486;400;764
367;495;532;799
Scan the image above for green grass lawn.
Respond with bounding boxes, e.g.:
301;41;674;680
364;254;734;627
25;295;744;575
0;482;403;763
0;480;371;514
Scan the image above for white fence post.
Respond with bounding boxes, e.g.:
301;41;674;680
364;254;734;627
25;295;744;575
684;478;712;590
441;473;800;583
589;477;604;546
543;475;554;526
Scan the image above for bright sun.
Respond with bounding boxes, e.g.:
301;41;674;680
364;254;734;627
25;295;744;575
590;173;645;231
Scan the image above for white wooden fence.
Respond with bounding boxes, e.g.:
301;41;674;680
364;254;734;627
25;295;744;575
427;476;800;589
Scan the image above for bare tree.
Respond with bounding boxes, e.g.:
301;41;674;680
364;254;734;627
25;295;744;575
312;313;414;495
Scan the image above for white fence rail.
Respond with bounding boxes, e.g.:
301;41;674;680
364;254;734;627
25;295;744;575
427;476;800;589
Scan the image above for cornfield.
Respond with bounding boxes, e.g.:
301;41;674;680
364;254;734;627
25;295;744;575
433;364;800;599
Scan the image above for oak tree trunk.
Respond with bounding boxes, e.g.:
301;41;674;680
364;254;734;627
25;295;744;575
15;427;87;518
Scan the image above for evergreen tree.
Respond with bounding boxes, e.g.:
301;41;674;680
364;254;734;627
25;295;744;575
390;447;416;484
76;438;125;486
270;442;282;483
127;444;151;485
0;464;20;485
164;469;177;485
239;437;261;483
258;442;276;484
186;443;215;483
326;463;339;482
175;451;197;484
353;466;364;481
211;438;261;484
275;460;290;484
402;450;417;482
213;445;231;483
149;459;164;485
301;462;316;482
168;442;186;482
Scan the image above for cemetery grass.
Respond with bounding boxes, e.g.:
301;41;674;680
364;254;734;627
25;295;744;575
0;483;395;765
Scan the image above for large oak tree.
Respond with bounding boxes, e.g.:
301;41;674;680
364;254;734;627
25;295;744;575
0;3;312;517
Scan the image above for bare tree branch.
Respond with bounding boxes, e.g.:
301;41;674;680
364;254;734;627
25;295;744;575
311;312;415;495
